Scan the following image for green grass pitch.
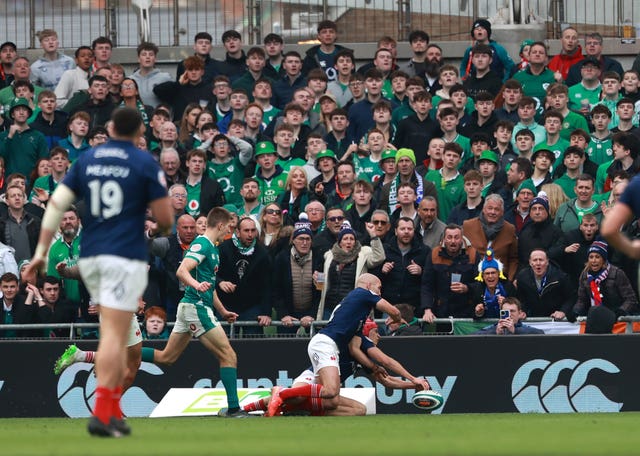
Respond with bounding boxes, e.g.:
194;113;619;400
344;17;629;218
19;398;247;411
3;413;640;456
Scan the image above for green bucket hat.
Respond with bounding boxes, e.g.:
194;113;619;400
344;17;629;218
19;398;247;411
478;150;499;165
255;141;277;156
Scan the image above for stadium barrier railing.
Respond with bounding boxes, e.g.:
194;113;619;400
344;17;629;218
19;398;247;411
2;315;640;340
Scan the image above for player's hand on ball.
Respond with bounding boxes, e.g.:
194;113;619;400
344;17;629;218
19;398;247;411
414;377;431;391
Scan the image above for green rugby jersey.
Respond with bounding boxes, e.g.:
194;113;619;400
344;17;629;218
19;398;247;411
181;235;220;308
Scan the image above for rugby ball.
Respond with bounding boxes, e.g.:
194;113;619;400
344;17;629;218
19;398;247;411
412;390;444;412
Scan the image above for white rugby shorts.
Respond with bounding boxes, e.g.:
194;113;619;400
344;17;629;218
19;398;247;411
79;255;148;313
307;333;341;373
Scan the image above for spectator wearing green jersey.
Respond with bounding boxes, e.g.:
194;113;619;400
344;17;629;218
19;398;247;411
29;146;69;209
545;83;589;141
533;109;570;169
554;146;586;199
513;41;555;113
206;133;253;206
254;140;287;205
47;206;81;307
568;57;602;112
425;142;465;222
554;174;603;233
586;104;614;166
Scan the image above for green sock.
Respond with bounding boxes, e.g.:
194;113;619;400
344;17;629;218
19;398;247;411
141;347;155;363
220;367;239;409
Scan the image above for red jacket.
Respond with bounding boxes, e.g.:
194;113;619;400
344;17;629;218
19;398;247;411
548;46;583;81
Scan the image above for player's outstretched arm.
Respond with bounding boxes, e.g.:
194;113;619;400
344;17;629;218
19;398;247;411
375;298;403;325
367;346;430;391
374;372;425;390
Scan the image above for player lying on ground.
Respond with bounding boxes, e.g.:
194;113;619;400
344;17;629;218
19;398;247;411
266;274;404;417
243;319;430;416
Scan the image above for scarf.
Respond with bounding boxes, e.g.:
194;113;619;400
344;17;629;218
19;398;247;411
588;265;610;307
479;213;504;242
483;282;506;317
291;246;312;268
232;232;256;256
120;99;149;126
331;241;362;266
388;171;424;214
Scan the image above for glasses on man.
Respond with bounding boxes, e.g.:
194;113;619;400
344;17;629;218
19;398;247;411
372;220;388;226
171;193;187;199
307;208;324;213
265;209;281;215
327;216;345;222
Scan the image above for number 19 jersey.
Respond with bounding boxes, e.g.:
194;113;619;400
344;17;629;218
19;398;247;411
62;139;168;261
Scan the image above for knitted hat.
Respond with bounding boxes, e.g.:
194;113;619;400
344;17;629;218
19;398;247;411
530;191;550;215
476;249;506;281
337;220;356;242
255;141;277;156
395;148;416;165
292;213;313;239
471;19;492;38
519;39;534;54
516;179;537;196
589;240;608;262
362;319;378;338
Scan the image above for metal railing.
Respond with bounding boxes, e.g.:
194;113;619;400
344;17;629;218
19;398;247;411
2;315;639;341
0;1;637;49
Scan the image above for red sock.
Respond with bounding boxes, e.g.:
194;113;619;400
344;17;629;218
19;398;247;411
309;397;325;416
93;386;113;425
283;397;325;416
280;384;323;401
112;386;123;420
243;398;267;412
85;351;96;363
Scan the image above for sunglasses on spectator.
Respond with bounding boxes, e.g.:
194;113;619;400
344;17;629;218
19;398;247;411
372;220;388;225
328;216;345;222
266;209;281;215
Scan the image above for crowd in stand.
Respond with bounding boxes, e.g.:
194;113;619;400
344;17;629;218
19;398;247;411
1;18;640;338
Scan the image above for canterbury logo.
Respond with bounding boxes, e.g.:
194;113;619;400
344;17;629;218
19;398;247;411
511;359;623;413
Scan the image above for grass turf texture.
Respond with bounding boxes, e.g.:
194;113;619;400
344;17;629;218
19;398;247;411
3;413;639;456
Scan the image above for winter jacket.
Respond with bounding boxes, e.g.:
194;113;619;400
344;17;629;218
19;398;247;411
317;237;385;319
420;243;478;317
574;264;638;317
515;263;575;318
376;236;428;308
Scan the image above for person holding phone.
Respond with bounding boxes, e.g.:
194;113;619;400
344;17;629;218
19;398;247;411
474;297;544;335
